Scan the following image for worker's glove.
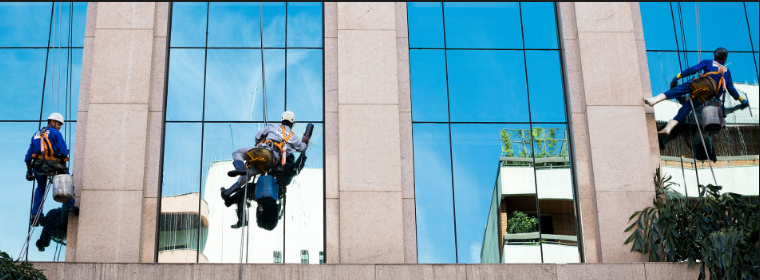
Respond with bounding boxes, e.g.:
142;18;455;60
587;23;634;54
669;77;679;89
26;170;34;181
302;135;310;145
738;99;750;108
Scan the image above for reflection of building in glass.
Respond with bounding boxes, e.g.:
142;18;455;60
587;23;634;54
482;128;580;263
158;192;209;263
199;160;323;263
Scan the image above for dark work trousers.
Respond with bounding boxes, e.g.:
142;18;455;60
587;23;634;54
663;82;705;122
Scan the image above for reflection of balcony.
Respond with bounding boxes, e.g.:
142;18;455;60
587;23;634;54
158;192;209;262
503;232;579;263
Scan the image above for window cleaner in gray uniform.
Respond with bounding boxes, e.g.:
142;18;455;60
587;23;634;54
644;47;750;136
220;111;310;200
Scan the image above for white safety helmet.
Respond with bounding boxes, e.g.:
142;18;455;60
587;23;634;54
281;111;295;123
47;113;65;125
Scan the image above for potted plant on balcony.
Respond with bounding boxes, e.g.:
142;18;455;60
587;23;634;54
625;168;759;280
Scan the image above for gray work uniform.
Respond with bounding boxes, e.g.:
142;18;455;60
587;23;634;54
230;124;308;188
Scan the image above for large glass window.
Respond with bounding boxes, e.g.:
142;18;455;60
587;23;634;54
641;3;758;203
159;2;324;264
0;2;87;261
408;2;581;264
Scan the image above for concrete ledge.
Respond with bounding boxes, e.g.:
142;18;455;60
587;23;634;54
32;262;702;280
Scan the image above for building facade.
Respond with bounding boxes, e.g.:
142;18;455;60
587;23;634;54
0;2;757;278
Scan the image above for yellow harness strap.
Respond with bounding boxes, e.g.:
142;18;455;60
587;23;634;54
257;125;294;166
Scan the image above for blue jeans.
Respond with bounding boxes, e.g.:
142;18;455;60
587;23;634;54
32;174;75;215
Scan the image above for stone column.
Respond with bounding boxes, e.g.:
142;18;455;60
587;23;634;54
336;2;405;263
569;2;659;262
71;2;168;263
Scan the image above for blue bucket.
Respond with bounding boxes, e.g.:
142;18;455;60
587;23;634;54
255;175;279;201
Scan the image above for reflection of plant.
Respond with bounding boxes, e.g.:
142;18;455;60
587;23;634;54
625;168;759;280
501;128;568;167
507;211;539;234
0;251;46;279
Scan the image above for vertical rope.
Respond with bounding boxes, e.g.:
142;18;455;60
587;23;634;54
695;3;701;61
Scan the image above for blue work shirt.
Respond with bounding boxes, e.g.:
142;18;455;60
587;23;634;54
681;59;741;100
24;126;69;162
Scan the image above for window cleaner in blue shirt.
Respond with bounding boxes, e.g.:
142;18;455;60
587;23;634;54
24;113;79;227
644;48;750;136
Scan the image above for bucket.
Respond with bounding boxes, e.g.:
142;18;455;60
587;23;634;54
255;175;279;202
52;174;74;203
702;105;722;133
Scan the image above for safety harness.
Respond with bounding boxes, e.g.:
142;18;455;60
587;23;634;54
257;125;293;166
32;128;68;163
689;62;727;103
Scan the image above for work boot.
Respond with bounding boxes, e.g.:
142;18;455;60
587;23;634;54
30;215;40;227
220;183;243;199
231;220;249;229
68;206;80;215
227;160;246;177
658;119;679;137
644;93;667;107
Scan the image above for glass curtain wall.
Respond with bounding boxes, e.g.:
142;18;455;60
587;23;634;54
159;2;324;264
407;2;581;264
641;2;758;202
0;2;86;261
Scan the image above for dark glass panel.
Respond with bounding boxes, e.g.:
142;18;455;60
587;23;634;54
450;123;531;263
286;2;322;48
170;2;207;48
165;49;205;121
443;2;522;49
208;2;261;48
410;49;448;122
412;123;456;263
0;49;47;120
286;49;322;122
158;123;202;263
640;2;678;51
42;49;82;121
531;124;580;263
520;2;558;50
526;50;566;122
447;50;529;122
407;2;445;48
0;2;52;47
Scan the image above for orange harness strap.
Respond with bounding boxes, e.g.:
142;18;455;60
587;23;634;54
257;125;294;166
36;128;69;162
700;64;727;97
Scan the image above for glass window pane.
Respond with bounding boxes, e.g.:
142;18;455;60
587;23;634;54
0;3;52;47
447;50;529;122
451;124;530;263
0;123;41;260
263;2;286;48
443;3;522;49
497;126;540;263
286;49;322;122
696;3;753;52
531;125;580;263
747;2;759;50
526;50;565;122
166;49;205;121
208;3;261;48
287;2;322;48
412;123;456;263
42;49;82;121
284;122;324;263
0;49;47;120
48;2;87;48
640;2;677;51
646;51;682;96
159;123;202;263
521;2;558;49
170;2;207;47
204;49;282;122
410;50;448;122
407;2;445;48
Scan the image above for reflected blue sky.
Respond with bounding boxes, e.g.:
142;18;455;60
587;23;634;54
407;3;444;48
410;50;448;122
171;2;207;47
0;2;85;261
443;3;522;49
287;3;322;48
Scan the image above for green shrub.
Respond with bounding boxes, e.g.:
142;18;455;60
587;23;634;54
507;211;539;234
0;251;46;280
625;168;759;280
